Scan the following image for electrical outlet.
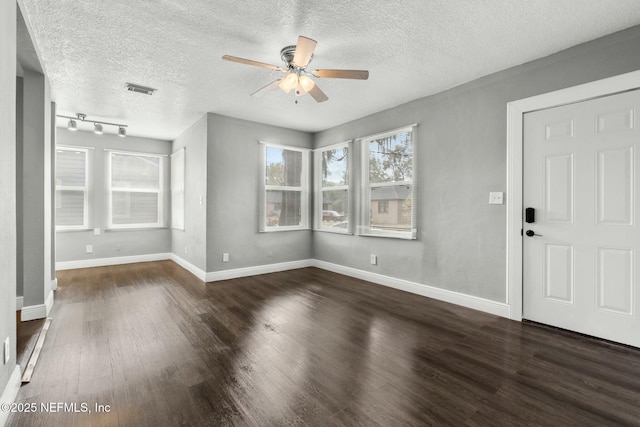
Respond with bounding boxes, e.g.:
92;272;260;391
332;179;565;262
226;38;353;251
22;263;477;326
489;192;504;205
94;228;101;236
370;254;377;265
85;244;93;254
222;253;229;262
4;337;9;364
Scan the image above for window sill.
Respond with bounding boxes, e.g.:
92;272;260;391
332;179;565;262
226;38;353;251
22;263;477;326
105;226;168;232
260;226;311;233
55;228;91;233
313;228;352;235
359;229;417;240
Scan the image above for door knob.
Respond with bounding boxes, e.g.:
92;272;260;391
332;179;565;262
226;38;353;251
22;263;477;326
525;230;542;237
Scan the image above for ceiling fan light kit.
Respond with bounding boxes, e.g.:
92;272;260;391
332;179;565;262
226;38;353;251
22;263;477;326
222;35;369;103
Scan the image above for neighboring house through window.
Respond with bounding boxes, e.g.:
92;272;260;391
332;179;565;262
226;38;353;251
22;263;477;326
361;125;417;239
314;142;350;233
260;142;310;231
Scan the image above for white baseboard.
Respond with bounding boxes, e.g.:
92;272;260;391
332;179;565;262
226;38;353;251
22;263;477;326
15;296;23;310
0;365;21;427
169;254;207;281
21;290;55;322
56;253;172;271
54;253;510;319
313;260;510;318
205;259;315;282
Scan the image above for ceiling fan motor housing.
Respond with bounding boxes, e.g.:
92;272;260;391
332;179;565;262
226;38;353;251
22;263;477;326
280;45;312;69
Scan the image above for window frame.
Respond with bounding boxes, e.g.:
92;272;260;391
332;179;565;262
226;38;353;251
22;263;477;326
55;146;90;231
313;141;352;234
259;141;310;232
170;147;185;231
360;125;417;240
106;149;166;230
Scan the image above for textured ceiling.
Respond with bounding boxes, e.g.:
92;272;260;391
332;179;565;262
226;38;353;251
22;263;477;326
19;0;640;140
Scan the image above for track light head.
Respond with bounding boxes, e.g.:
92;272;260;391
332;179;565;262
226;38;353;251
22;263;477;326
94;123;103;135
118;126;126;137
68;119;78;131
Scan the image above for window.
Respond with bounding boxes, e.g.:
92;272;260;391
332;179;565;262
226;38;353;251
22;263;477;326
314;142;350;233
171;148;185;230
55;147;89;230
260;143;309;231
361;125;416;239
107;150;165;229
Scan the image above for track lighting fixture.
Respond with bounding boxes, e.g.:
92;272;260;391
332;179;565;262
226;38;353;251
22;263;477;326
57;113;128;137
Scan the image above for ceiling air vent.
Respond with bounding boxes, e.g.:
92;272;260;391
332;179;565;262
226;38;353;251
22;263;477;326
125;82;157;95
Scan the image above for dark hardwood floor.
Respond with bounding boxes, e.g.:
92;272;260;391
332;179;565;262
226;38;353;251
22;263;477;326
7;261;640;426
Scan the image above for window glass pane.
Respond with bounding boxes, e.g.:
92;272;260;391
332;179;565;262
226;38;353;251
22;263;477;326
370;184;412;231
266;190;301;227
55;149;86;186
369;131;413;183
111;154;160;189
266;146;302;187
112;191;159;225
55;189;85;226
321;147;348;187
322;189;348;228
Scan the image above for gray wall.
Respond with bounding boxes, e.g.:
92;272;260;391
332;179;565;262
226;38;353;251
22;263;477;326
21;68;53;307
0;0;17;401
206;113;314;272
55;130;172;263
314;25;640;303
171;115;208;271
16;77;23;298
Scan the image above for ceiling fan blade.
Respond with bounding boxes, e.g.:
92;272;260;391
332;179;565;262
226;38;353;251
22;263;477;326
251;79;282;97
314;69;369;80
222;55;283;71
292;36;317;68
308;84;329;103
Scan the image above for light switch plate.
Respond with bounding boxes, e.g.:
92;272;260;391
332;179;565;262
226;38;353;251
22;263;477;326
489;192;504;205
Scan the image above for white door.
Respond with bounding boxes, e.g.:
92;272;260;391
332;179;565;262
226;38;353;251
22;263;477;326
523;89;640;347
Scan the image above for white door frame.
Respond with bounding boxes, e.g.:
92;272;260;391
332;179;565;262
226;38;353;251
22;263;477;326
506;70;640;321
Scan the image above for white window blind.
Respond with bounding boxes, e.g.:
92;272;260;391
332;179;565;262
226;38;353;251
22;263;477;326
108;151;165;228
171;148;185;230
55;147;89;230
260;142;310;231
314;142;350;233
361;125;417;239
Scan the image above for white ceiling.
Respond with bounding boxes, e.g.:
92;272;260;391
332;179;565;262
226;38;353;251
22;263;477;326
19;0;640;140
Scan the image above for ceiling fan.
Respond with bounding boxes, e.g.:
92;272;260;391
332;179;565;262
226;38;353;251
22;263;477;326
222;35;369;103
